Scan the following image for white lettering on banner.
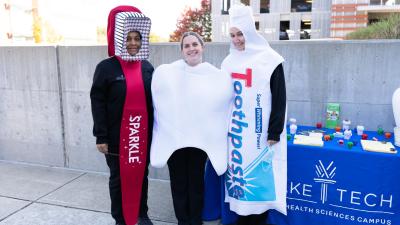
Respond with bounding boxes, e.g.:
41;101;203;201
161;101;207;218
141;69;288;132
128;115;141;164
351;191;362;205
287;204;314;213
337;188;347;202
289;182;312;197
303;184;312;197
381;195;393;208
287;204;393;225
285;161;396;225
337;189;393;208
289;182;301;195
365;194;378;207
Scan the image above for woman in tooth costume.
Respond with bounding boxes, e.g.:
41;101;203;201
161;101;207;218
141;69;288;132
203;4;287;225
150;32;233;225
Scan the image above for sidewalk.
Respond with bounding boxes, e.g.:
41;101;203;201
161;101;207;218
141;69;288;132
0;161;220;225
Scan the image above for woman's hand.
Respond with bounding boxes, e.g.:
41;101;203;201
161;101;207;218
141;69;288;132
96;143;109;154
267;140;278;146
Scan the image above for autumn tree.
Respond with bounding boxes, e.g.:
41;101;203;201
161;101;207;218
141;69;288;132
32;16;42;43
170;0;211;42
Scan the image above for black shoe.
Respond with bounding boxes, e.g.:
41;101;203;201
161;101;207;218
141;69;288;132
137;216;154;225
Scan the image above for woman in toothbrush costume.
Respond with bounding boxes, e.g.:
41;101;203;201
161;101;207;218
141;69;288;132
203;3;287;225
150;32;233;225
90;5;154;225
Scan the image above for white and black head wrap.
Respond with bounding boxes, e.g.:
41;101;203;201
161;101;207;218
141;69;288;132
114;12;151;61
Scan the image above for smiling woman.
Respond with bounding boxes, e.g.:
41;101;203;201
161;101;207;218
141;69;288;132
180;32;204;66
126;31;142;55
150;31;233;225
229;27;245;51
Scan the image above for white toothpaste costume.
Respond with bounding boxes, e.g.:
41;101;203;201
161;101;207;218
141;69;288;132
223;4;288;215
150;59;233;175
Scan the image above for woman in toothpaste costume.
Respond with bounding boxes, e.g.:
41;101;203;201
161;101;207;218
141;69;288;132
150;31;233;225
207;4;287;225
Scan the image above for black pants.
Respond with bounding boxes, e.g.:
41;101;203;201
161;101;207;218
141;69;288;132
167;148;208;225
105;145;150;224
236;211;269;225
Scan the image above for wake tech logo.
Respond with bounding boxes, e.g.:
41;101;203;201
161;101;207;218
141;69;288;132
314;160;337;204
286;160;395;225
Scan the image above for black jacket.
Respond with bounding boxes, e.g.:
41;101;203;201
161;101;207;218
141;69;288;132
267;63;286;141
90;56;154;152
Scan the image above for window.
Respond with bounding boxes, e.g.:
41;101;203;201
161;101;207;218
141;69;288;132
291;0;312;12
260;0;270;13
241;0;250;5
222;0;231;15
300;20;311;39
280;21;290;40
370;0;381;5
369;18;380;24
370;0;392;5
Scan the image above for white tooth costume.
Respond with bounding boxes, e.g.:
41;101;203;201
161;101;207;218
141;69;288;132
150;59;233;176
223;4;287;215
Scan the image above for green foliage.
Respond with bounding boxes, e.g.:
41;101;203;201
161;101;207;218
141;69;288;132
170;0;212;42
346;13;400;40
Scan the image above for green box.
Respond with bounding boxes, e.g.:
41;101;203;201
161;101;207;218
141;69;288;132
326;103;340;129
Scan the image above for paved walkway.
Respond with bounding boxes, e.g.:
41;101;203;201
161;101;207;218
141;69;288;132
0;161;220;225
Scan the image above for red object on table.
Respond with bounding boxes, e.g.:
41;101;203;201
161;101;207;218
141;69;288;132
338;139;344;145
316;122;322;129
362;133;368;140
335;126;341;132
324;135;331;141
385;132;392;139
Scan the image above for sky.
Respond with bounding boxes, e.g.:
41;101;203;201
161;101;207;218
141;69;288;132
5;0;202;43
43;0;201;40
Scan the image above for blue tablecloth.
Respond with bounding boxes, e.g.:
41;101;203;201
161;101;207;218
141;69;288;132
203;126;400;225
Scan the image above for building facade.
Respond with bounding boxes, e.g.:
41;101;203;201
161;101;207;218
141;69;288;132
211;0;400;41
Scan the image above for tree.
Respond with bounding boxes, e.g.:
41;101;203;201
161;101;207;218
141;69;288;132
96;26;107;44
32;0;42;43
346;13;400;40
170;0;211;42
32;16;42;43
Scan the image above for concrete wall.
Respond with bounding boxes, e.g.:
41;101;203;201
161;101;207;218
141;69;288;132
0;47;64;167
1;40;399;178
57;46;109;172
